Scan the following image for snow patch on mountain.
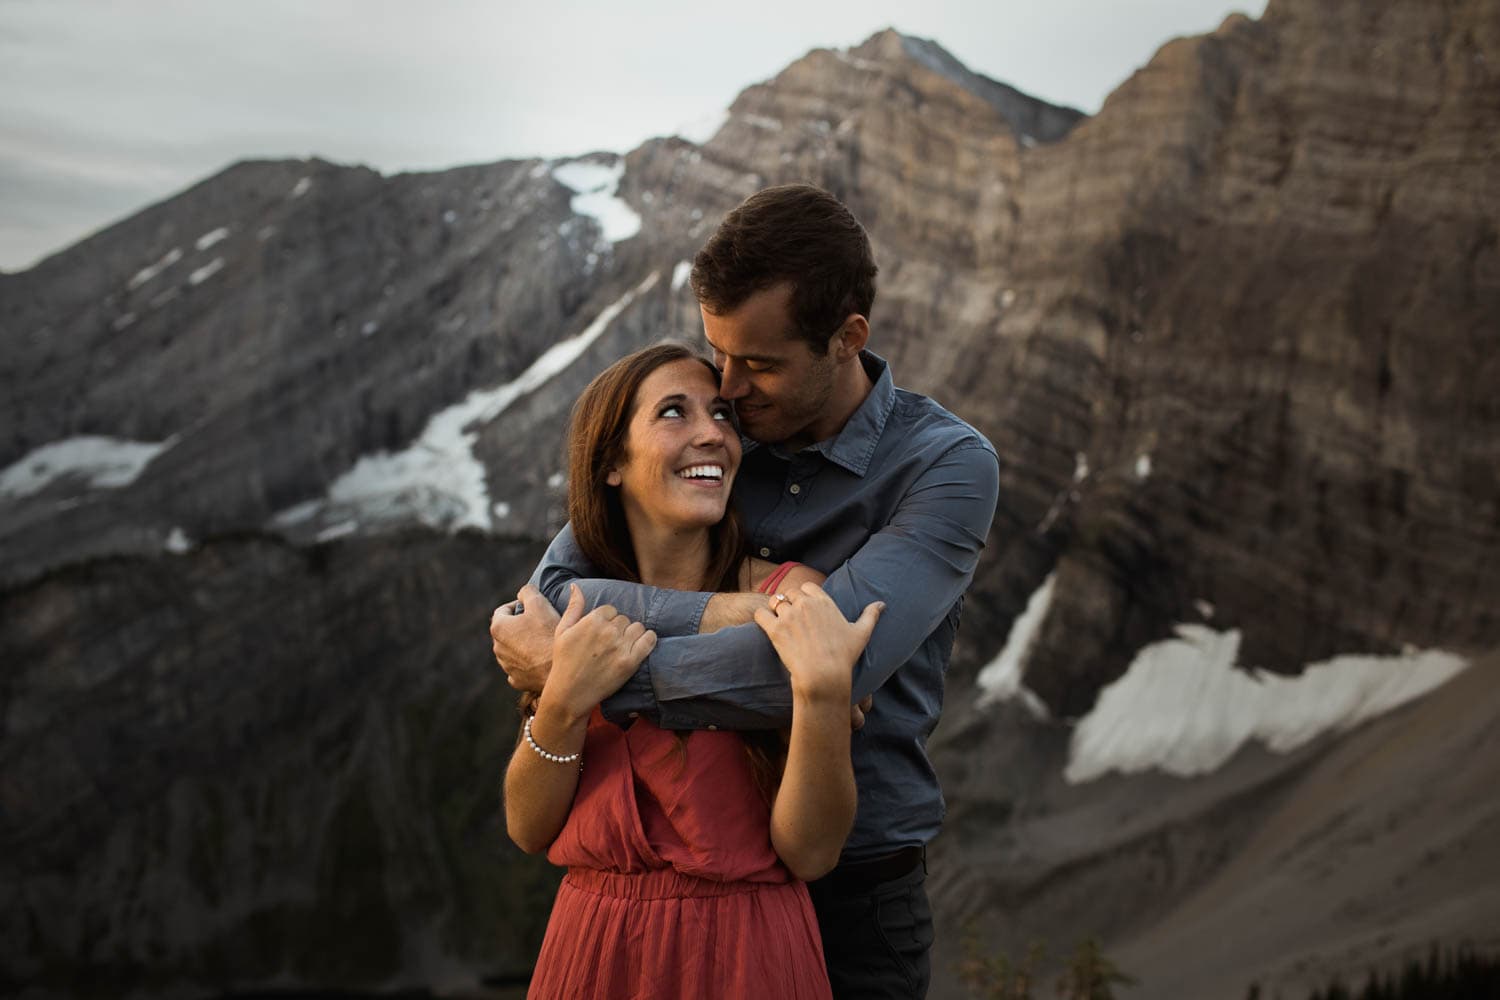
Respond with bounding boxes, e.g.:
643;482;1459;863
741;113;784;132
975;573;1055;719
0;435;175;499
165;527;194;554
195;227;230;251
551;159;641;243
270;271;661;536
128;248;182;290
188;258;224;286
1064;625;1469;783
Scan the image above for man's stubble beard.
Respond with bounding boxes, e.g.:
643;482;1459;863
752;351;836;450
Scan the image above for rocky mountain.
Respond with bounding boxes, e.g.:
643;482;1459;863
2;0;1497;997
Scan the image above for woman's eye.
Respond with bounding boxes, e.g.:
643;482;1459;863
659;404;684;418
712;409;731;421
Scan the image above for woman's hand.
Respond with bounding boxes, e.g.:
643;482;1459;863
754;582;882;704
546;584;657;722
757;582;880;880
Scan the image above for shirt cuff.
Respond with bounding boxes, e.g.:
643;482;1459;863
600;665;655;724
647;588;712;635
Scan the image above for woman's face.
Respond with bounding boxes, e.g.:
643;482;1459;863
608;358;741;535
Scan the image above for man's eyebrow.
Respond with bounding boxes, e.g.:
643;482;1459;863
702;333;784;365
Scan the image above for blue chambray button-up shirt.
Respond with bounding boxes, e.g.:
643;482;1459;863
530;351;999;860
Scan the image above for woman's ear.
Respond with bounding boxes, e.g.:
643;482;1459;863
606;468;623;487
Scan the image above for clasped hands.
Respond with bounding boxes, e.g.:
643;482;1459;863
489;584;873;728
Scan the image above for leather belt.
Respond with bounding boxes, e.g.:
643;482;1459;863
810;845;924;894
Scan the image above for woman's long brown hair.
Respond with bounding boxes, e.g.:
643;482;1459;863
566;343;744;592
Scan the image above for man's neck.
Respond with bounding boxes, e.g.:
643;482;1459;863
786;354;875;452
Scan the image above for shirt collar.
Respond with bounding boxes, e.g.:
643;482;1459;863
741;350;895;477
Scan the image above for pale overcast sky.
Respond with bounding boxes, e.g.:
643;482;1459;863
0;0;1266;272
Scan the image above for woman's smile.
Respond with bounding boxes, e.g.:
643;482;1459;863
676;462;726;486
609;359;741;534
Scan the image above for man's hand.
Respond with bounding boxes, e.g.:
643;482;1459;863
490;584;560;693
850;694;873;731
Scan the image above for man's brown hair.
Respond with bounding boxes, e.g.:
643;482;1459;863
690;184;878;354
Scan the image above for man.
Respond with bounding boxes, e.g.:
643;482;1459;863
492;184;999;997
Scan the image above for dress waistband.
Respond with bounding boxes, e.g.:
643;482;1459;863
564;866;786;900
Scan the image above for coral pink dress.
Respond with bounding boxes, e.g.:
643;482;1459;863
526;564;830;999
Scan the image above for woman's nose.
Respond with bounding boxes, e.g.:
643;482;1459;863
693;413;728;446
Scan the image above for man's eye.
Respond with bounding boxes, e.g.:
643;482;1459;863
746;361;772;373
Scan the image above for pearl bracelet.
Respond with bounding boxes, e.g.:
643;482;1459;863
524;714;582;765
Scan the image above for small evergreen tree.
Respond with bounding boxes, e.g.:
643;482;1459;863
957;930;1135;1000
959;923;1045;999
1054;937;1135;1000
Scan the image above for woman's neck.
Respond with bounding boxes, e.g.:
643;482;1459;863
627;519;714;591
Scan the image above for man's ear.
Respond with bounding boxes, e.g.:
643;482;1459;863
831;314;870;361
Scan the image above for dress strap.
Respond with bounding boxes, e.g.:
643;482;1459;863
757;561;802;595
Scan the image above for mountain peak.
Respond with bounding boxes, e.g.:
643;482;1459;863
848;28;1085;145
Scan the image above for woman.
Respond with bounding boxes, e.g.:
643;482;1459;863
504;343;882;999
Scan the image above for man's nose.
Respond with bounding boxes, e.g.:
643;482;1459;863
718;360;749;400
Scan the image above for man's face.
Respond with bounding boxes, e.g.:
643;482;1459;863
701;283;836;448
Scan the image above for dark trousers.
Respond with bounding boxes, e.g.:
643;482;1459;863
806;853;934;998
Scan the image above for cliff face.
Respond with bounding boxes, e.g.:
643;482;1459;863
1;533;550;995
973;0;1500;712
2;0;1497;995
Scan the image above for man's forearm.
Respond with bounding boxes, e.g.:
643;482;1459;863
537;575;713;639
699;592;767;633
601;622;795;730
529;523;716;638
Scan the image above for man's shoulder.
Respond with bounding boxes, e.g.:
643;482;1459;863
888;386;997;461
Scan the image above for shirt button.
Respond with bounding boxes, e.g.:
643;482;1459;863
759;547;771;557
789;483;801;495
707;725;718;731
628;712;639;719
